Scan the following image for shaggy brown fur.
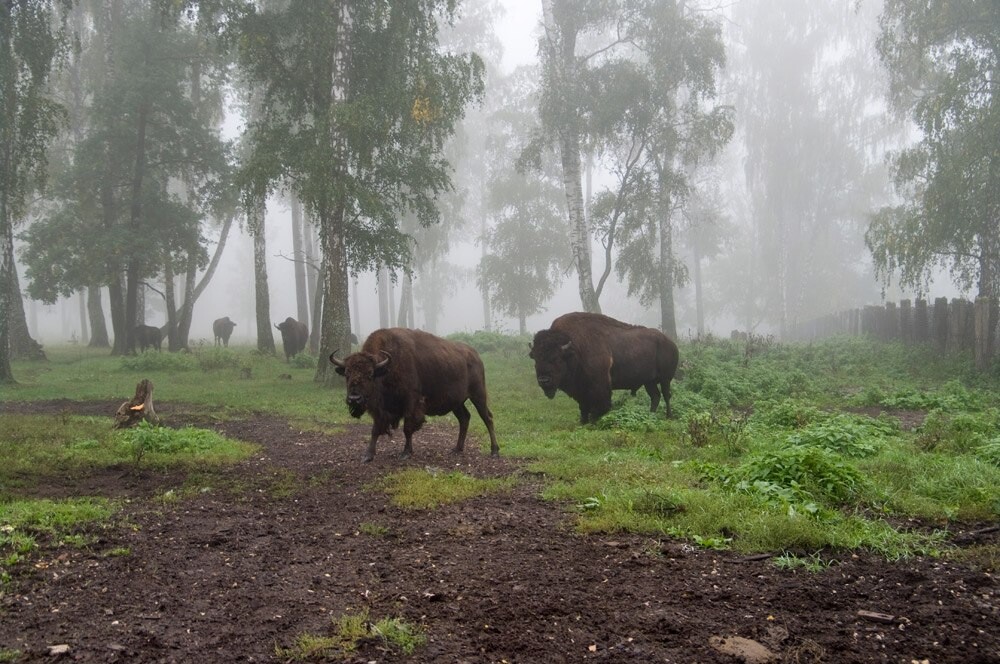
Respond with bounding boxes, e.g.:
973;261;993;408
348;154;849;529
330;328;500;462
274;317;308;361
530;312;679;424
213;317;237;347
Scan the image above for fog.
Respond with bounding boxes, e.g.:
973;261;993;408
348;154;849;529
16;0;972;348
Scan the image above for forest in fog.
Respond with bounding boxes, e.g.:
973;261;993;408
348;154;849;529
2;0;998;382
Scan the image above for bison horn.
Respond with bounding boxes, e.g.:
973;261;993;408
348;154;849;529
560;341;573;352
274;323;281;331
329;351;345;368
374;350;391;369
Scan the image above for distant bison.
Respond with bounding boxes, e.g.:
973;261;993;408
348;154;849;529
529;312;679;424
134;324;162;353
275;317;309;361
213;317;237;347
329;328;500;463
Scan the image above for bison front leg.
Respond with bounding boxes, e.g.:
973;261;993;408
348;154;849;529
452;403;471;454
365;418;392;463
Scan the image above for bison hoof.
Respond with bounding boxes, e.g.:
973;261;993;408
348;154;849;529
450;447;464;455
362;454;374;463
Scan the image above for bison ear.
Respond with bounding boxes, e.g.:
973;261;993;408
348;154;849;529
334;366;346;376
527;342;534;359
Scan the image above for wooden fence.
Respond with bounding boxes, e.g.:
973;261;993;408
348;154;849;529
786;297;999;371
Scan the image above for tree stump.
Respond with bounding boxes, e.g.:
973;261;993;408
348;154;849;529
113;379;160;429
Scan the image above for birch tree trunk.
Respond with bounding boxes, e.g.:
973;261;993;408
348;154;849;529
658;197;677;340
0;199;14;382
291;196;309;326
251;199;275;354
541;0;600;314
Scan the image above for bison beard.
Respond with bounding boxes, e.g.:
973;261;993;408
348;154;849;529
530;312;679;424
330;328;500;463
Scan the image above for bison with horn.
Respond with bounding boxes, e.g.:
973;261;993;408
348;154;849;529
330;328;500;463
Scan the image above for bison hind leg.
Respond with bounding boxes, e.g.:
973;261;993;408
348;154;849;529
470;398;499;457
451;404;472;454
644;383;662;413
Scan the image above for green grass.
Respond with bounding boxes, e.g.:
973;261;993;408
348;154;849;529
276;609;425;659
377;468;516;509
0;402;259;579
4;336;1000;560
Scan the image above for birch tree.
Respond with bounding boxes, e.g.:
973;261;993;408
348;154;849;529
233;0;483;385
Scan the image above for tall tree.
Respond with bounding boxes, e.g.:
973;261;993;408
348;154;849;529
730;0;893;336
0;0;68;381
536;0;603;313
868;0;1000;302
19;0;234;354
233;1;483;385
479;66;568;334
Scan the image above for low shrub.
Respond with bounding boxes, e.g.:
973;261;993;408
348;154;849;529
119;350;198;372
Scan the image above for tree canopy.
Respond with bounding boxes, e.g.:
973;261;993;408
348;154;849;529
868;0;1000;300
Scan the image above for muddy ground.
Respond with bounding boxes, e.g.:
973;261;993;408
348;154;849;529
1;400;998;663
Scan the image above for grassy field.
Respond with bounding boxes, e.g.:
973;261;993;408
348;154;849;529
3;334;1000;565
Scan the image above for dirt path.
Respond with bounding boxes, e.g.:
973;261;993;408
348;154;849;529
1;401;998;663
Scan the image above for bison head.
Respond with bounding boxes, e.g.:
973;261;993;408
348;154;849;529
528;329;574;399
329;350;391;418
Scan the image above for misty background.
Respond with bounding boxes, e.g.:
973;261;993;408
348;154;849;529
11;0;974;348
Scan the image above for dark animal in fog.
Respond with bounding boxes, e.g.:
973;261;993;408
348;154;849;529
274;317;309;361
134;324;162;352
529;312;679;424
329;328;500;463
213;317;237;347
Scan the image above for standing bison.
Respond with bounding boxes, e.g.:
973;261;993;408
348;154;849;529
329;328;500;463
134;324;162;352
213;317;237;347
530;312;679;424
275;317;309;361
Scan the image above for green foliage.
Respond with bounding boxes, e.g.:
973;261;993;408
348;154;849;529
195;348;245;372
871;1;1000;296
596;402;665;433
446;331;531;357
916;409;1000;453
706;444;874;511
855;380;983;412
289;352;317;370
753;399;824;428
120;351;199;372
786;415;892;458
976;439;1000;468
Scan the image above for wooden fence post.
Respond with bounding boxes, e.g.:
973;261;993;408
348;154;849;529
899;299;912;344
975;297;994;371
884;302;899;341
914;298;928;344
933;297;949;352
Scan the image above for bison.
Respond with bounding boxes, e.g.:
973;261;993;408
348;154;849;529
213;316;237;347
275;317;309;361
529;312;679;424
329;328;500;463
134;324;162;352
